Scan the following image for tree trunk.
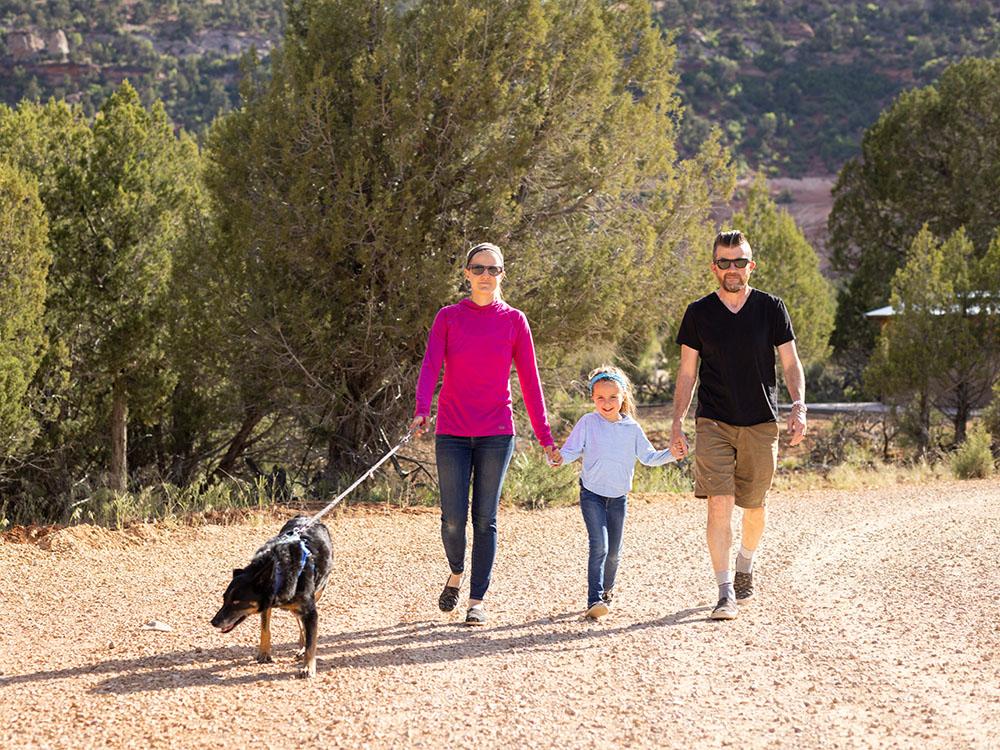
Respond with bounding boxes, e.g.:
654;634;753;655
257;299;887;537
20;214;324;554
211;407;263;483
324;412;374;480
953;380;970;445
109;377;128;492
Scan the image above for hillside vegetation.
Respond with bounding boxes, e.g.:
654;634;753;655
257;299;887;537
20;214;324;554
0;0;284;132
4;1;998;173
665;0;1000;175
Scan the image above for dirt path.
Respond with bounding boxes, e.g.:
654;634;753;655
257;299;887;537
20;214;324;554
2;480;998;749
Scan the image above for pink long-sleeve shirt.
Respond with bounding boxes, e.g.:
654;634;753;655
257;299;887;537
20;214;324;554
414;298;554;446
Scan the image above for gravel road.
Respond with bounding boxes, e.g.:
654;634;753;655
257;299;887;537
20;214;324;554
1;479;998;749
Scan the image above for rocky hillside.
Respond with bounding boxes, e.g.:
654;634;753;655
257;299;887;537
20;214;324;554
3;1;998;175
0;1;283;132
663;0;1000;176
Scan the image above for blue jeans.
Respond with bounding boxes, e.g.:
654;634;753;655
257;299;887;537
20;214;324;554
579;484;628;607
435;434;515;601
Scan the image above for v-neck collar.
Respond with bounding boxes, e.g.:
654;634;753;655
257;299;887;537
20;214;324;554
714;287;754;316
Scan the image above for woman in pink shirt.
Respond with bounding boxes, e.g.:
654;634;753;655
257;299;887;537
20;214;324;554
410;242;558;625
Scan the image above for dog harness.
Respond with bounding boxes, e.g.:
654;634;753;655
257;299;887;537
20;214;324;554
272;535;312;600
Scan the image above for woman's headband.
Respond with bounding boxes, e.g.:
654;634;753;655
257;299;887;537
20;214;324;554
589;372;627;390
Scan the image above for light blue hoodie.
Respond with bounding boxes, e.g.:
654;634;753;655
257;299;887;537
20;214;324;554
559;411;675;498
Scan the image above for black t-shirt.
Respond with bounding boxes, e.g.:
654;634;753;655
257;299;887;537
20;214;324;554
675;289;795;426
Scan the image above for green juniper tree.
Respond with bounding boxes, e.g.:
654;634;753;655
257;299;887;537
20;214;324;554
730;176;835;368
0;85;201;496
63;83;200;491
865;227;1000;451
0;163;51;465
829;57;1000;375
864;227;953;455
0;99;96;505
208;0;733;474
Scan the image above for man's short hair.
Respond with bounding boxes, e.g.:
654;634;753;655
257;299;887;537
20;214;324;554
713;230;752;259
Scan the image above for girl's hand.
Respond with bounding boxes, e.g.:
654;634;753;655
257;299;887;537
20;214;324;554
408;416;428;438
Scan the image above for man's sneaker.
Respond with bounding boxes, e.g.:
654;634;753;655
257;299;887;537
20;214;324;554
585;601;609;619
709;597;738;620
734;570;755;604
602;588;614;607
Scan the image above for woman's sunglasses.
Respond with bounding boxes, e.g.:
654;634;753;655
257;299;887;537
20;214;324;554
467;264;504;277
714;258;751;269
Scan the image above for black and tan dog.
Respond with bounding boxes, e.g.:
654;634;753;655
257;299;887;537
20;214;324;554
211;516;332;678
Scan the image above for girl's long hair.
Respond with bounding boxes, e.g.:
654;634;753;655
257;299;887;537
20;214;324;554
587;365;637;418
465;242;505;302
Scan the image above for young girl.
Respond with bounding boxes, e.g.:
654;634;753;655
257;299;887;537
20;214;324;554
553;366;676;619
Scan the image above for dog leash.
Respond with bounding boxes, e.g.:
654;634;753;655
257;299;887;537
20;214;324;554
296;418;432;530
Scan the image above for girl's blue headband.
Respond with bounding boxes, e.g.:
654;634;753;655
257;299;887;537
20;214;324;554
589;372;627;390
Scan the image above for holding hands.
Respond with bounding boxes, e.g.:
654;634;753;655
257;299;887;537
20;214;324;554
544;444;563;467
670;422;689;460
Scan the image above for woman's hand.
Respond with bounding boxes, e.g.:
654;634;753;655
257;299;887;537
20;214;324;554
544;444;562;466
408;416;428;437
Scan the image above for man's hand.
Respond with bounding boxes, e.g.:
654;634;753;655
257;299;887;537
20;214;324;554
787;403;807;446
543;444;562;466
408;416;428;437
670;423;689;460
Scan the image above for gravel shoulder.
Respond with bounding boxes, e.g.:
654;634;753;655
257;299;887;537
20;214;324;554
2;480;998;749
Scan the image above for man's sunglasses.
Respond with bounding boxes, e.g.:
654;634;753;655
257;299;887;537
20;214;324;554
714;258;751;269
467;264;504;277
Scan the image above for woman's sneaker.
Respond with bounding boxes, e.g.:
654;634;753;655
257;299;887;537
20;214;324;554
439;582;461;612
734;571;755;604
585;601;609;619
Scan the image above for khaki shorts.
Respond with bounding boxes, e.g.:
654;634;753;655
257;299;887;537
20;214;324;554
694;417;779;509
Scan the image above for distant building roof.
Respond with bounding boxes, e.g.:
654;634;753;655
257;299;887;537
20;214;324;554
865;293;997;319
864;305;895;318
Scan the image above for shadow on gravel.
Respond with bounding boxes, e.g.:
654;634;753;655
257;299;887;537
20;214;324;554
0;643;291;693
307;606;712;675
0;606;711;695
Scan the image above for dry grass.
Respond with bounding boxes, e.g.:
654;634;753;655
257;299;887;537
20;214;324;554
773;457;949;491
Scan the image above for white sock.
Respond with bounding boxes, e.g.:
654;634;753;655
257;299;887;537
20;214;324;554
716;570;734;601
736;546;757;574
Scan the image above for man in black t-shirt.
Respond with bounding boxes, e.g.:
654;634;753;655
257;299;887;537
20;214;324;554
670;230;807;621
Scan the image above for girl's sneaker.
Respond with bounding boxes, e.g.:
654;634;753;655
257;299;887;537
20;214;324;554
585;601;609;619
464;604;487;626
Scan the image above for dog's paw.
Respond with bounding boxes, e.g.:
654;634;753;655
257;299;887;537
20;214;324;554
297;663;316;679
255;652;274;664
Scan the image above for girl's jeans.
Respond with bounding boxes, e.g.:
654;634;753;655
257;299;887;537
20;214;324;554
579;483;628;607
435;434;515;601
